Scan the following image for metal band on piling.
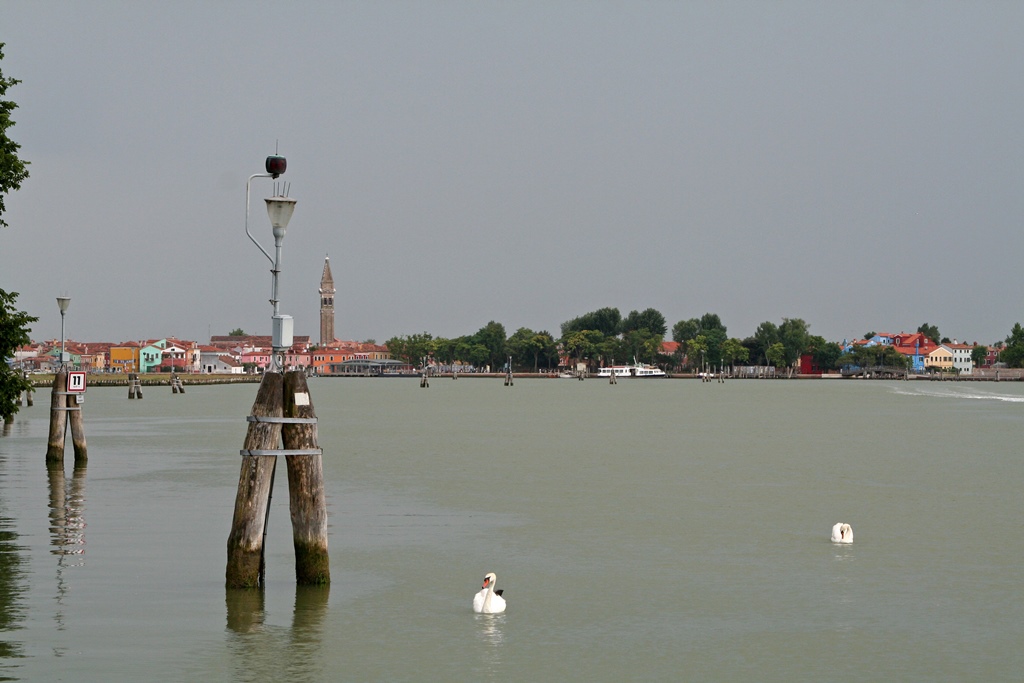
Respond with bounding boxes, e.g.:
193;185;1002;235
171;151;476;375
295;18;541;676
241;416;320;455
240;448;323;456
246;415;318;424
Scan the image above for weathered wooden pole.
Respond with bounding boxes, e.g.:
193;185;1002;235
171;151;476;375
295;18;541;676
226;372;283;588
282;371;329;585
66;390;87;464
46;369;69;464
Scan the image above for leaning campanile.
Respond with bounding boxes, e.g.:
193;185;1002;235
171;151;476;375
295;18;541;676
319;255;336;346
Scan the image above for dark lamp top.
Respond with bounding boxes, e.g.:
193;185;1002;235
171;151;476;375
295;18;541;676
266;155;287;177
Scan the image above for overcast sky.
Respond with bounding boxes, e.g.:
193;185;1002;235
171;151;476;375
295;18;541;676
3;2;1022;347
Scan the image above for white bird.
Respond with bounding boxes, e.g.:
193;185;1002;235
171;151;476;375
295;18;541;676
831;522;853;544
472;572;506;614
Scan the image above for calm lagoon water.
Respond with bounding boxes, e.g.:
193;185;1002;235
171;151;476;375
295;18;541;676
1;377;1022;681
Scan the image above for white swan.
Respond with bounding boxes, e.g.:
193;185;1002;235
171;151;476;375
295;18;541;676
831;522;853;544
472;572;506;614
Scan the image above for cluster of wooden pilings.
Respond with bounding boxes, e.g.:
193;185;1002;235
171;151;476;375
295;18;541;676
127;373;143;399
226;370;329;588
171;374;185;394
45;368;87;466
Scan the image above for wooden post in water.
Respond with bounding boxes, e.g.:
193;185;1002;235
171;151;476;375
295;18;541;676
66;390;87;464
46;369;69;464
282;371;329;585
226;372;283;588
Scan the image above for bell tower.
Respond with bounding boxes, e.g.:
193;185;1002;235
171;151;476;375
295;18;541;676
319;255;335;346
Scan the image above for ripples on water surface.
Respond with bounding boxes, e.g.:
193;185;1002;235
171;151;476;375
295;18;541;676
0;378;1022;681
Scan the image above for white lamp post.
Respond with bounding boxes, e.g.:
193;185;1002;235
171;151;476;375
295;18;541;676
56;295;71;367
245;156;297;370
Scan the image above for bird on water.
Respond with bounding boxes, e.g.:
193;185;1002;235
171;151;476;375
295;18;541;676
472;572;506;614
831;522;853;544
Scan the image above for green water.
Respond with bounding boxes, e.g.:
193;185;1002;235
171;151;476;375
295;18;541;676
1;378;1021;681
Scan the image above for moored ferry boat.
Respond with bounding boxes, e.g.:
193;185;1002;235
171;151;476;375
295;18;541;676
596;362;666;378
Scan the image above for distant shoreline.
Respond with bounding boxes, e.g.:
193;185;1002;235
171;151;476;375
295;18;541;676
28;370;1022;388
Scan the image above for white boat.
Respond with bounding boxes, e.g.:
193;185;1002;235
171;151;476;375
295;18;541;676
596;362;666;378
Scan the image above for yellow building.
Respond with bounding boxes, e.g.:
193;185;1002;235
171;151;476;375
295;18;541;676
109;344;140;373
925;346;953;372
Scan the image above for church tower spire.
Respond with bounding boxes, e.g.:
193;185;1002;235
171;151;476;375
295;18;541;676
319;255;336;346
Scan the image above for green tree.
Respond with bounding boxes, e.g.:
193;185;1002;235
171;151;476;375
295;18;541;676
685;335;709;372
752;321;780;365
807;335;842;371
699;312;726;334
672;318;700;343
621;308;667;337
562;329;605;370
764;342;786;369
838;344;909;370
432;337;457;364
383;332;434;365
1;289;37;420
672;312;725;343
228;328;246;336
561;307;621;337
971;345;988;368
509;330;559;371
1;44;30;229
917;323;940;345
472;321;507;370
720;337;749;368
999;323;1024;367
778;318;810;369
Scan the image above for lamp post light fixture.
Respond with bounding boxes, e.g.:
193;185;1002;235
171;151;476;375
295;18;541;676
244;155;297;370
56;295;71;367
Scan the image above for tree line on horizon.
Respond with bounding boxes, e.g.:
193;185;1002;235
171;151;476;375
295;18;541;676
383;307;834;372
381;307;1003;374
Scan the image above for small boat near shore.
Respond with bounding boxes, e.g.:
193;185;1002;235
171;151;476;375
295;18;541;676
596;362;666;378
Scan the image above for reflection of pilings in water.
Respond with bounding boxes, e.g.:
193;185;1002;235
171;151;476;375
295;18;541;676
0;450;28;663
224;585;330;679
47;465;87;559
225;587;266;634
287;584;330;677
47;465;86;632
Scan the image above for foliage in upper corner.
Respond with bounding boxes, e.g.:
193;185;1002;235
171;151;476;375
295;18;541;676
1;289;38;420
0;43;30;229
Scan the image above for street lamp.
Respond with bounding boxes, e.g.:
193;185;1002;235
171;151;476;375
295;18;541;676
56;295;71;367
245;155;297;370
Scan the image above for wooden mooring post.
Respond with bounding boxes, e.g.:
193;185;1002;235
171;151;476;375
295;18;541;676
283;372;329;585
226;370;329;588
128;373;143;399
171;374;185;394
45;368;87;466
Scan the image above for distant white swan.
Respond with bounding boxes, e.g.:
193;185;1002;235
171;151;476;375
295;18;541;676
472;572;506;614
831;522;853;544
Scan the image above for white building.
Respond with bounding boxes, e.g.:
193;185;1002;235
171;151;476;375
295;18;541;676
943;342;974;375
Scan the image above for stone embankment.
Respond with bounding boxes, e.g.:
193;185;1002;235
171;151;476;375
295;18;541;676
30;373;260;388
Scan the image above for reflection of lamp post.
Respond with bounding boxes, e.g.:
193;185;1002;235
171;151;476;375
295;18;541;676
56;296;71;367
245;156;296;370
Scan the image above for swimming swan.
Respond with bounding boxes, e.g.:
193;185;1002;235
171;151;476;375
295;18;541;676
831;522;853;544
472;572;506;614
